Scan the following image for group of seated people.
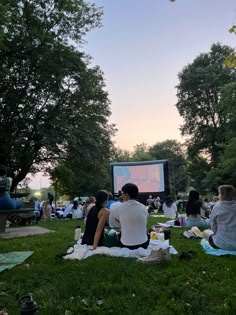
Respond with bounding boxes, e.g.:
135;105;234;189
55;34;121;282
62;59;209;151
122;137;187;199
82;183;149;250
81;183;236;251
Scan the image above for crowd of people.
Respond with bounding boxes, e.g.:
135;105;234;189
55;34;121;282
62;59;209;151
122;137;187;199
80;184;236;251
0;163;235;252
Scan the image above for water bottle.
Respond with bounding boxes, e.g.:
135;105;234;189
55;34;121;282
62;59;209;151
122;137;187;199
74;225;81;241
20;294;38;314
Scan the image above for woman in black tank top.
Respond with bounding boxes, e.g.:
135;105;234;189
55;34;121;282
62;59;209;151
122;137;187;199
82;190;109;250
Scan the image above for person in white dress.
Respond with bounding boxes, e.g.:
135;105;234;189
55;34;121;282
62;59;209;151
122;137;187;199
163;197;177;219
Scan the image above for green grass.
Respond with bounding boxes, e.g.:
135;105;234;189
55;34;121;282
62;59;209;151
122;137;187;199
1;218;236;315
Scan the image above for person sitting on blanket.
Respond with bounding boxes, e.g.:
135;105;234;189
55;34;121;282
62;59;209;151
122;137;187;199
82;190;110;250
109;183;149;250
0;165;22;210
163;196;177;219
185;190;210;228
203;185;236;251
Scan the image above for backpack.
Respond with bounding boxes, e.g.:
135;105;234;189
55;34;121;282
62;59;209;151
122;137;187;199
0;176;8;192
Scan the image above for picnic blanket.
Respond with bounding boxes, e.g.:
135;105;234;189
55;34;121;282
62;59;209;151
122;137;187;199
200;239;236;256
63;239;178;261
0;251;33;273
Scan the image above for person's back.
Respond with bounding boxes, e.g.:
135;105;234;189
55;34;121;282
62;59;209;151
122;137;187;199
115;183;149;249
82;205;102;245
185;190;210;228
109;196;123;228
72;200;83;219
210;186;236;250
63;202;73;218
163;197;177;218
118;199;148;246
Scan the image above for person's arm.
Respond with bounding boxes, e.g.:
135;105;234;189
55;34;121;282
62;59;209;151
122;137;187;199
201;200;209;211
93;208;109;250
109;206;120;228
210;208;217;234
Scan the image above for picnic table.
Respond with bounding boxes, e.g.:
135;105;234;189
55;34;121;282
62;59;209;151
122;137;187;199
0;208;35;233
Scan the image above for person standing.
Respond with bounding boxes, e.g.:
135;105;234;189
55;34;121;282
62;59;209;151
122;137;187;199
48;193;54;206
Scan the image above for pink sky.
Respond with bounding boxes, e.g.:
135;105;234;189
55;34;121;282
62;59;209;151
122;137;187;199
28;0;236;188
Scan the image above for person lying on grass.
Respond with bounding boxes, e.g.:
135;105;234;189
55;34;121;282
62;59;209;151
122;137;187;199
82;190;110;250
203;185;236;251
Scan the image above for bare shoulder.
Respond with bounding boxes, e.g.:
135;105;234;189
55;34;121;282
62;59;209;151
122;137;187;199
99;207;110;217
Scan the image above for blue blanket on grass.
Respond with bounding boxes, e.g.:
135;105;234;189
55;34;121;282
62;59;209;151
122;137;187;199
200;239;236;256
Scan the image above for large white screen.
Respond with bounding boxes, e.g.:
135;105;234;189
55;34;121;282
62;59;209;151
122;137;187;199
113;163;165;193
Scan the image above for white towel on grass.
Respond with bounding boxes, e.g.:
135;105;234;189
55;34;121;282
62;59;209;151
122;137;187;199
63;239;178;261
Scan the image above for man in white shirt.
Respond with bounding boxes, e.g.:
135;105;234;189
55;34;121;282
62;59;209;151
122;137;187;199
110;183;149;250
109;196;123;228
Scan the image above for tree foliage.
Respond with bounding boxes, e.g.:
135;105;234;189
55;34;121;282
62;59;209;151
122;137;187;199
131;143;152;161
176;43;236;166
177;43;236;191
149;140;188;193
0;0;114;190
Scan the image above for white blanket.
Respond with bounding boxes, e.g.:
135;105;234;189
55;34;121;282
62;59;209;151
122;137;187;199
63;240;178;261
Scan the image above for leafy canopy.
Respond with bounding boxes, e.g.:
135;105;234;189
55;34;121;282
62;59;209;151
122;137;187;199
0;0;114;190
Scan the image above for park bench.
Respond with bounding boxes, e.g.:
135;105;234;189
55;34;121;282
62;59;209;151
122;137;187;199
0;208;35;233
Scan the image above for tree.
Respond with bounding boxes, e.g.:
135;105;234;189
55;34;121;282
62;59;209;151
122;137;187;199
148;140;188;193
131;143;152;161
187;157;211;193
176;43;236;167
111;147;132;162
0;0;114;190
225;25;236;68
205;82;236;189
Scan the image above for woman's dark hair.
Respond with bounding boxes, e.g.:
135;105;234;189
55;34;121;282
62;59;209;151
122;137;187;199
165;196;173;208
122;183;139;199
72;200;78;210
188;190;200;202
95;190;109;211
0;165;7;176
186;190;201;216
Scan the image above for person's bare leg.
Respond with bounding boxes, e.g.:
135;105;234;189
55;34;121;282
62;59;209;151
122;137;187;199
203;229;214;241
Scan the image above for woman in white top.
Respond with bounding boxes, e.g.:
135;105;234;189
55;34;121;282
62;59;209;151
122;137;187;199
163;197;177;219
72;200;83;219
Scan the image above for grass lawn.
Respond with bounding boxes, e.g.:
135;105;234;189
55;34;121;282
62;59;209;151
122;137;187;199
1;217;236;315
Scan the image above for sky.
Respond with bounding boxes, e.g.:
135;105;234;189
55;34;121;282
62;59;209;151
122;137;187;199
29;0;236;189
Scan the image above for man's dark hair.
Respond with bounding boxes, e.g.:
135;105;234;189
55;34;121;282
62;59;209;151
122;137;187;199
122;183;139;199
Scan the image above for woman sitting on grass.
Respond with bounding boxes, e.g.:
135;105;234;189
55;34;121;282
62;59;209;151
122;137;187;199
82;190;110;250
185;190;210;228
162;196;177;219
203;185;236;250
72;200;83;219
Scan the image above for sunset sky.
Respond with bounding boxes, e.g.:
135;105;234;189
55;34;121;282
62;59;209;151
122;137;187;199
29;0;236;189
85;0;236;150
